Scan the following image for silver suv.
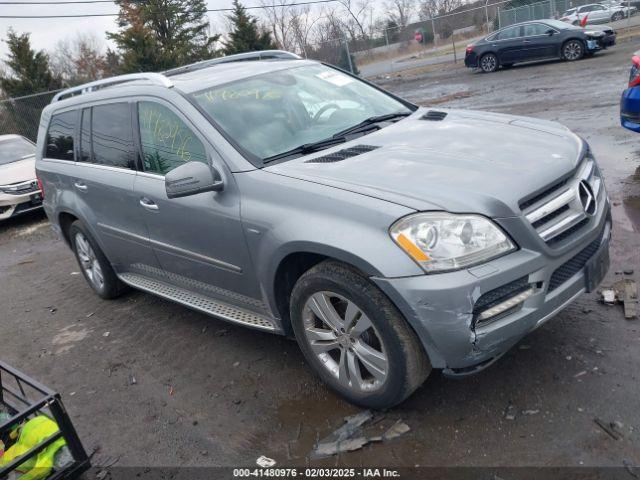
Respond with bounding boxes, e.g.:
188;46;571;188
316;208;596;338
36;51;611;408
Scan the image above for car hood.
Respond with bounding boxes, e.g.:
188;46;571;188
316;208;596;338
265;108;584;217
0;156;36;185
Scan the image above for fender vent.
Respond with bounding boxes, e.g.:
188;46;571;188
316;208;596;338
305;145;379;163
422;110;447;121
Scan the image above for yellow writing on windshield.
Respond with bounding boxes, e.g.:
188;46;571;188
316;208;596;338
198;88;282;103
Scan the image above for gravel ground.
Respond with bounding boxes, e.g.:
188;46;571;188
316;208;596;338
1;42;640;473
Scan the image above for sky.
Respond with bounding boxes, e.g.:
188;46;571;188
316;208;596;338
0;0;284;57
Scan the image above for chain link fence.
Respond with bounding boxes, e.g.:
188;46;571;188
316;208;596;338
302;0;637;78
0;90;60;141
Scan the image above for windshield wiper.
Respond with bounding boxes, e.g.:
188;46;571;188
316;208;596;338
263;136;347;164
332;111;412;138
262;111;411;164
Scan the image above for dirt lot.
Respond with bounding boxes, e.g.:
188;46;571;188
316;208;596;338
2;43;640;474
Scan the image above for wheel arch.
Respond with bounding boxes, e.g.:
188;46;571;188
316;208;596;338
269;244;384;335
58;210;79;247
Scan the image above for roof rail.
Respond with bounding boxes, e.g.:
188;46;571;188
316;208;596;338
163;50;302;77
52;72;173;102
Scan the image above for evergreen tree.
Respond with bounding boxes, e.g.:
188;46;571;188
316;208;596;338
223;0;277;55
107;0;219;73
0;29;61;97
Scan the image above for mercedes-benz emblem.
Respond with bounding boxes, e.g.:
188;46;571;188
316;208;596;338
578;180;597;216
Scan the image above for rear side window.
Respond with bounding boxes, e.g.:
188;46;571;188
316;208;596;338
137;101;207;175
91;103;135;169
45;111;76;161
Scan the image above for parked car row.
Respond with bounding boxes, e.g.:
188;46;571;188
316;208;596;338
465;19;616;73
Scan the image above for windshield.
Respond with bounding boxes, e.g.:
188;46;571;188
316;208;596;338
0;137;35;166
191;64;412;164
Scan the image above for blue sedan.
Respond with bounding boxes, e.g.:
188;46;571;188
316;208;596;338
621;51;640;132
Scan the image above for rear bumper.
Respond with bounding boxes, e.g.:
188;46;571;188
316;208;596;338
621;86;640;132
373;202;611;372
464;53;478;68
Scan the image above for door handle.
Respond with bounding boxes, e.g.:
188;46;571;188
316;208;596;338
523;39;531;43
139;197;159;211
74;181;87;191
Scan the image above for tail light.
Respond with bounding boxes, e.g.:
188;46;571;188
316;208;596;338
36;175;44;196
466;45;474;54
629;55;640;87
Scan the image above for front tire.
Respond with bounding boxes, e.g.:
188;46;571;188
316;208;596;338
479;53;499;73
290;261;431;409
612;11;624;21
69;220;127;300
562;39;584;61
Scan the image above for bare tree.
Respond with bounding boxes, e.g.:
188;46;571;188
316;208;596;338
50;33;107;85
260;0;295;51
336;0;372;39
418;0;463;20
384;0;415;28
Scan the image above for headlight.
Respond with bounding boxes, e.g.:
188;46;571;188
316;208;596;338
389;212;516;273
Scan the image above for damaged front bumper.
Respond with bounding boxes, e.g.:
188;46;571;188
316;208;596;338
0;190;43;220
373;205;611;375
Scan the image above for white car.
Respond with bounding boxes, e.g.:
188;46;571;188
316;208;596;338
0;134;43;220
561;3;635;24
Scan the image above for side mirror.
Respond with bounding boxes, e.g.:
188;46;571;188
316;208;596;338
165;161;224;199
546;29;555;35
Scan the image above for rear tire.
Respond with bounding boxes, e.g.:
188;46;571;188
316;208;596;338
479;53;499;73
69;220;127;300
612;11;624;21
562;39;584;61
290;260;431;409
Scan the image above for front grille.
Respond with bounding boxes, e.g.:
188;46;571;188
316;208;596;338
520;179;568;210
305;145;379;163
0;180;39;195
473;276;530;316
521;154;603;245
548;235;602;292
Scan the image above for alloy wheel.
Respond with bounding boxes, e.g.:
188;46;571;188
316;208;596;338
75;232;104;291
302;291;388;392
480;54;497;72
564;41;582;61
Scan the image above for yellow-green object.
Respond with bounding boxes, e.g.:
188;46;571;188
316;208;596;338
0;416;66;480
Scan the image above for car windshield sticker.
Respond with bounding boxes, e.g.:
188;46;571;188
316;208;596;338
315;70;354;87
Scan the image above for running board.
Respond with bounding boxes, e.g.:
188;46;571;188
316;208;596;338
118;272;276;332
